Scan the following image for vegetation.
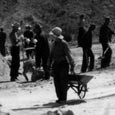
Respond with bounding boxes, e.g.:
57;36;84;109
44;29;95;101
0;0;115;42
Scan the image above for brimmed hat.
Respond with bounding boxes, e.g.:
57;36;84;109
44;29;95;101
49;27;64;39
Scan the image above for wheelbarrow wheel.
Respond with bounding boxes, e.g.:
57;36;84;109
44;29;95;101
78;84;86;99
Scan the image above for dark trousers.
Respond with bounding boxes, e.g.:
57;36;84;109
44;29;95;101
81;48;94;72
101;43;112;68
35;52;50;79
10;46;20;81
52;60;69;101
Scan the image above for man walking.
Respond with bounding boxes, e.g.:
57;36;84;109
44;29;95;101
77;15;88;72
48;27;74;104
81;24;96;72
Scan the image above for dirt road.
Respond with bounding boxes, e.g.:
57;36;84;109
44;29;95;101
0;44;115;115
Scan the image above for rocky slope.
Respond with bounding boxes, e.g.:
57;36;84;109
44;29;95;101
0;0;115;38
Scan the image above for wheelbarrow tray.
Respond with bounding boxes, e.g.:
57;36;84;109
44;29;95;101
68;73;93;85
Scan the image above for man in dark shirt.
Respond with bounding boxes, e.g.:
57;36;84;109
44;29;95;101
77;15;88;73
48;27;74;104
77;14;86;47
24;25;34;59
99;18;114;68
33;24;50;80
9;23;20;81
81;24;96;72
0;28;7;56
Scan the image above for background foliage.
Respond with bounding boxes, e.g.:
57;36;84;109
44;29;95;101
0;0;115;42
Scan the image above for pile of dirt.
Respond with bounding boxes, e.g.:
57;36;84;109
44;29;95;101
0;54;10;81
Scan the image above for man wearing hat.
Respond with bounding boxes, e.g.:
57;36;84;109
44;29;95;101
48;27;75;104
33;24;50;80
99;17;114;68
9;23;21;81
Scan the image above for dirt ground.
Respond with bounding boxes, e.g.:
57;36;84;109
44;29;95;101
0;43;115;115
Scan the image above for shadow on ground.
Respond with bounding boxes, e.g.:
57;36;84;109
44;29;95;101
12;99;86;111
0;81;11;83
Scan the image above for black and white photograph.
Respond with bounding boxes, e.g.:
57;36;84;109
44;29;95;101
0;0;115;115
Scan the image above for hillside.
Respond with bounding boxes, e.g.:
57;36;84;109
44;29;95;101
0;0;115;39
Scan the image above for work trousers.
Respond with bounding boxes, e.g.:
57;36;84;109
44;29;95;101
10;46;20;81
101;43;112;68
35;51;50;79
81;48;94;72
52;60;69;101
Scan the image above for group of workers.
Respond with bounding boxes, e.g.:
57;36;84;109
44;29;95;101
0;14;114;104
8;22;74;104
78;15;115;72
9;23;50;81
